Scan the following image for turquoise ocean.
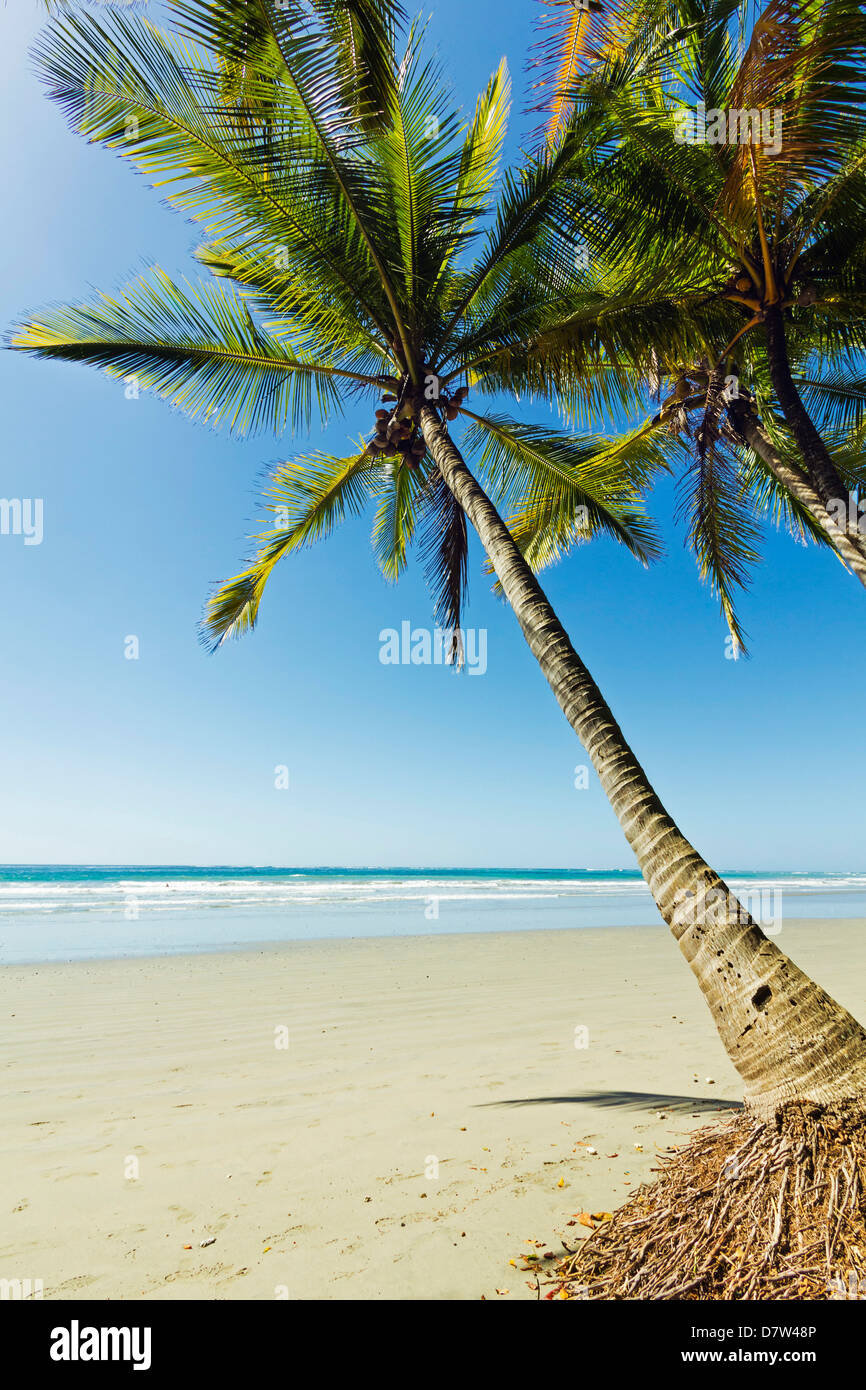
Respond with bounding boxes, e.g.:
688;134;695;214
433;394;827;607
0;866;865;965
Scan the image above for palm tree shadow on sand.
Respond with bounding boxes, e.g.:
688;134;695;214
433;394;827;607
478;1090;742;1115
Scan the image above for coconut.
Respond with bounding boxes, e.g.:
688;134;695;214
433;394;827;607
735;275;752;292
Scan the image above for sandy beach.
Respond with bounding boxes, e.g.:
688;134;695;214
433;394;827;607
2;918;862;1301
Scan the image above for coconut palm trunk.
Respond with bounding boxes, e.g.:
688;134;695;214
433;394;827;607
728;394;866;590
763;305;857;521
419;403;866;1122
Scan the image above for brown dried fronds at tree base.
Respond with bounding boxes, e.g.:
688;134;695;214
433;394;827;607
552;1105;866;1300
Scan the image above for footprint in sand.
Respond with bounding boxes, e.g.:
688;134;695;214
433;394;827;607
168;1204;196;1223
55;1274;97;1293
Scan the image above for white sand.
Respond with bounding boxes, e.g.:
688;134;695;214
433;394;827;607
1;919;862;1300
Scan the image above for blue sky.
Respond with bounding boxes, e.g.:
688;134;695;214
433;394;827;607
0;0;862;870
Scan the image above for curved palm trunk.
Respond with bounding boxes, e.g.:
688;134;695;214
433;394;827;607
728;395;866;589
419;404;866;1122
764;304;857;528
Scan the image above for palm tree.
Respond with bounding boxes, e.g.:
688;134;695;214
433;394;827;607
524;0;866;626
508;341;866;651
10;0;866;1126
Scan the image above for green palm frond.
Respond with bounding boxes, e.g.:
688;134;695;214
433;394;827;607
746;373;866;494
676;430;761;654
529;0;682;145
170;0;416;363
32;7;399;346
435;131;582;349
451;58;511;232
8;269;364;433
462;411;666;566
459;271;734;414
374;26;471;323
417;466;469;659
371;457;426;580
739;444;836;548
322;0;407;127
194;238;391;370
796;366;866;436
170;0;401;138
201;448;379;647
172;0;406;120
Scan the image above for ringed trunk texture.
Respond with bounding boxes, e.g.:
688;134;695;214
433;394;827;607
763;304;851;515
728;395;866;589
419;405;866;1122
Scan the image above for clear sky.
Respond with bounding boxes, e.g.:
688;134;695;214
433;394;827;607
0;0;863;870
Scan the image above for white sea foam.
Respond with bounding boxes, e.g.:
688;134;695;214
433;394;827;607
0;872;865;916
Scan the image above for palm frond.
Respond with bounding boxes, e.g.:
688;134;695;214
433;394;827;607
796;365;866;436
417;466;469;661
531;0;599;144
34;7;399;346
171;0;416;361
201;448;379;647
676;427;761;654
463;410;666;566
371;457;427;580
8;270;362;433
453;59;511;227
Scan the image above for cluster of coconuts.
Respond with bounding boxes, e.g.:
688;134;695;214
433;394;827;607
726;267;818;307
444;384;469;421
364;378;470;467
366;407;426;465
